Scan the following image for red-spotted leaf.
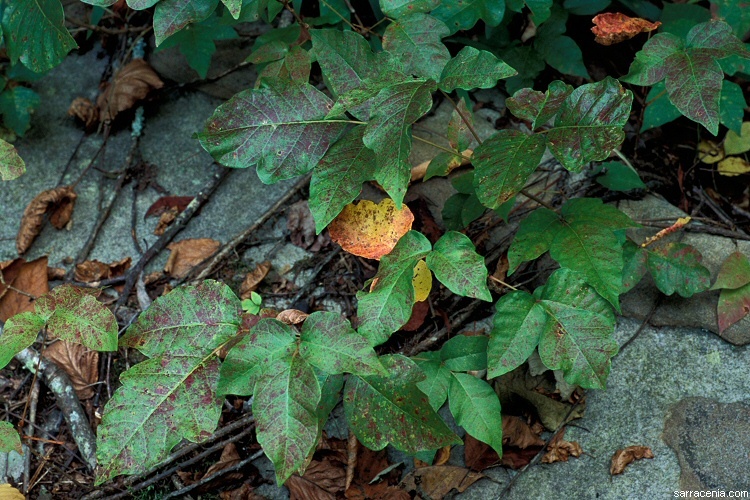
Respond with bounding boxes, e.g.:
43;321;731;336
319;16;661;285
426;231;492;301
546;77;633;172
309;126;375;233
488;291;545;378
0;139;25;181
716;285;750;333
439;46;516;92
357;231;432;346
380;0;439;18
711;251;750;290
645;243;711;297
382;13;451;81
506;81;573;130
299;311;387;376
344;355;461;453
0;422;22;455
473;130;547;209
96;281;241;484
197;79;348;184
253;355;321;484
621;240;648;293
152;0;216;45
448;373;503;455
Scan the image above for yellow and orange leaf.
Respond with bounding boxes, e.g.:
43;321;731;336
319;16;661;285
592;13;661;46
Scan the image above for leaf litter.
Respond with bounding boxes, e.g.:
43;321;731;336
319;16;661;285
16;186;77;254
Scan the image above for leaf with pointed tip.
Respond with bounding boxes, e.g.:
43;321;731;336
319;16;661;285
439;47;516;92
197;80;347;183
218;319;297;396
620;240;647;293
413;351;451;411
0;422;22;455
254;355;321;484
382;14;451;81
0;312;44;369
506;81;573;130
449;373;503;455
153;0;218;46
309;126;374;233
1;0;77;73
379;0;439;18
645;243;711;297
221;0;242;18
432;0;505;33
536;269;618;389
300;311;387;376
344;355;460;453
426;231;491;301
488;291;545;378
546;77;633;172
357;231;432;346
0;138;25;181
506;0;552;23
712;251;750;290
473;130;546;210
717;284;750;333
440;335;488;372
363;79;436;206
595;161;646;192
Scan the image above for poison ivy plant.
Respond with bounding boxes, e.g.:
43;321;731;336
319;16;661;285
711;251;750;333
0;138;25;181
0;422;22;455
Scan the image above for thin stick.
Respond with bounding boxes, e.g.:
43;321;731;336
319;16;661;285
162;450;264;499
439;90;482;145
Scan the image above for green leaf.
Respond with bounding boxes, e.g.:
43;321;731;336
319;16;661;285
712;251;750;290
460;194;486;228
316;371;343;427
35;286;118;351
0;87;40;136
326;70;409;121
536;269;618;389
300;311;386;376
448;373;503;455
254;355;321;484
432;0;505;34
357;231;432;346
641;81;681;132
719;80;746;135
0;312;44;369
257;46;311;86
507;0;553;23
660;2;711;38
218;320;296;396
440;334;488;372
562;0;609;16
382;14;450;81
126;0;159;9
158;15;238;78
413;351;451;411
379;0;439;18
442;193;471;230
439;46;516;92
536;36;589;79
426;231;492;301
97;281;241;483
311;29;379;101
473;130;546;209
488;291;545;378
712;0;750;38
447;97;475;151
1;0;77;73
645;243;711;297
344;355;461;453
221;0;242;18
197;79;347;183
546;77;633;172
717;284;750;333
425;151;463;181
620;240;647;293
595;161;646;191
0;138;25;181
724;122;750;155
0;422;22;455
506;81;573;130
309;126;374;233
363;79;436;206
153;0;218;46
501;46;545;95
507;207;561;273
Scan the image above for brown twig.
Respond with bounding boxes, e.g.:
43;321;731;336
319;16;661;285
638;221;750;241
161;449;264;499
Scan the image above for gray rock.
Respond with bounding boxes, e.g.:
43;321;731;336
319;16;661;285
663;397;750;490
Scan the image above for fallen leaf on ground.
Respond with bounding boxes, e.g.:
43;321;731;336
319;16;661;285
610;445;654;475
400;466;483;498
43;340;98;400
413;259;432;302
288;200;327;251
415;446;451;468
407;198;443;244
287;454;347;499
68;97;98;128
346;482;410;500
145;195;195;218
177;443;249;491
0;484;25;500
47;267;66;281
219;484;266;500
464;434;501;471
697;140;725;164
724;122;750;155
503;415;545;449
328;199;414;260
153;208;178;236
16;186;77;254
239;261;271;299
276;309;309;325
592;13;661;45
0;257;49;321
204;442;242;478
97;59;163;122
501;445;542;469
717;157;750;176
74;257;131;283
164;238;221;278
410;148;473;182
541;429;582;464
401;300;429;332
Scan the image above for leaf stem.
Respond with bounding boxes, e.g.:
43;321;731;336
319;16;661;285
439;90;483;146
412;135;471;161
489;275;518;291
519;189;557;212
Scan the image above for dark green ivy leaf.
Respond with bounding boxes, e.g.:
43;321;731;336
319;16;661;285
158;15;238;79
382;13;451;81
506;81;573;131
0;87;40;136
379;0;439;18
153;0;218;46
432;0;505;34
439;46;516;92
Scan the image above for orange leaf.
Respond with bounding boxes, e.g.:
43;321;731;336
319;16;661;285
592;13;661;46
328;199;414;260
164;238;220;278
239;261;271;298
0;257;49;321
43;340;99;400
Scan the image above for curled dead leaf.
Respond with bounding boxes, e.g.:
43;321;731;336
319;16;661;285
541;429;582;464
17;186;77;254
145;195;195;218
276;309;309;325
153;208;178;236
68;97;99;128
74;257;131;283
43;340;99;400
239;261;271;299
412;260;432;302
287;454;347;499
592;13;661;45
328;199;414;260
97;59;163;123
164;238;221;278
0;257;49;321
502;414;545;449
610;445;654;475
0;484;25;500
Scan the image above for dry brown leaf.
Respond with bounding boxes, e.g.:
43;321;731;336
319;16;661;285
400;466;483;498
204;442;242;477
164;238;221;278
352;443;389;484
610;445;654;475
288;200;327;252
17;186;77;254
591;13;661;45
145;195;194;218
541;429;583;464
328;199;414;260
153;207;178;236
345;432;357;491
97;59;163;122
401;300;429;332
0;257;49;321
276;309;309;325
416;445;451;468
240;261;271;299
286;456;346;500
464;434;500;471
345;482;410;500
43;340;99;400
68;97;98;128
74;257;131;283
47;266;66;281
219;484;266;500
502;414;545;449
